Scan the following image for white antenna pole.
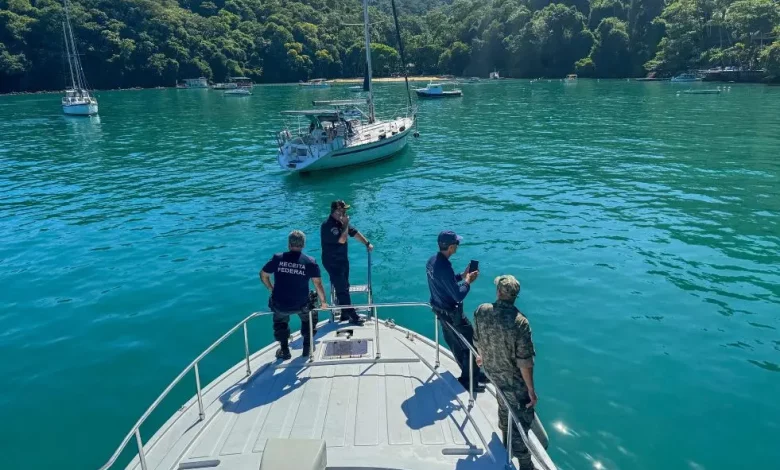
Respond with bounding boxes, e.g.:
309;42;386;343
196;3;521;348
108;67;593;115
362;0;375;123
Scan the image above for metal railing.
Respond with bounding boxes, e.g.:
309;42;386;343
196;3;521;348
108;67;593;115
98;301;550;470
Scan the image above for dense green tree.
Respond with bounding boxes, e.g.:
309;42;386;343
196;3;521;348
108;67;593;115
438;40;469;75
588;17;632;77
761;38;780;79
1;0;779;92
589;0;627;29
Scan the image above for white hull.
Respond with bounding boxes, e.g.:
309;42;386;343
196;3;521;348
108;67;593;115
62;102;98;115
278;118;413;173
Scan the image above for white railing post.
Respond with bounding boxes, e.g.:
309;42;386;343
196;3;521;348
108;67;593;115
308;308;315;363
243;323;251;376
194;362;205;420
434;315;440;368
135;429;148;470
368;247;380;358
506;420;513;469
468;350;475;407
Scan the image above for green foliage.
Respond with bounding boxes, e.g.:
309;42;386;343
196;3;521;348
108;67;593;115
506;4;594;77
575;56;596;76
761;39;780;78
648;0;780;73
588;17;632;77
1;0;779;92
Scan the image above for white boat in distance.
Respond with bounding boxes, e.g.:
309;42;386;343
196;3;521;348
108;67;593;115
224;77;253;95
276;0;415;173
96;252;557;470
299;78;331;88
415;82;463;98
61;0;98;116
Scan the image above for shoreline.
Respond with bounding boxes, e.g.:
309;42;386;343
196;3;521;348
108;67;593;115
2;75;776;95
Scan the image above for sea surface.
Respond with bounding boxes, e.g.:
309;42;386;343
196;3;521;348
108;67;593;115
1;80;779;470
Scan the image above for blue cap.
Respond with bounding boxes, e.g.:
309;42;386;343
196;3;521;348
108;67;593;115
438;230;463;249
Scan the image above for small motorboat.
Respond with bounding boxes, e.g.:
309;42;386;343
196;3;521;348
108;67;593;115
224;77;253;95
671;73;702;83
414;82;463;98
299;78;330;88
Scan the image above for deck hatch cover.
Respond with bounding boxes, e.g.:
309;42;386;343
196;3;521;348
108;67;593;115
321;339;372;359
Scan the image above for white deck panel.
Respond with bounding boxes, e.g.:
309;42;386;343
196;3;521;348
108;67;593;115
127;318;543;470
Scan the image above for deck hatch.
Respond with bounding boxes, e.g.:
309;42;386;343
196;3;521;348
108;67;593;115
321;339;372;359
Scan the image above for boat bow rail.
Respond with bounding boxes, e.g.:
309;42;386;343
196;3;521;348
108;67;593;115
98;301;552;470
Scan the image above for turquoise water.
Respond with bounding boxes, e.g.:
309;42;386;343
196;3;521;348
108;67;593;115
1;81;779;470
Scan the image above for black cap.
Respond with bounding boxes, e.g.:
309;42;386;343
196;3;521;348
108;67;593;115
330;200;351;212
437;230;463;249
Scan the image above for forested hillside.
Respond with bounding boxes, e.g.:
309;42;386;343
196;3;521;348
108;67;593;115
1;0;779;92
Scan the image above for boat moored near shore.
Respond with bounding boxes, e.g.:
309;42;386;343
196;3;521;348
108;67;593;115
415;82;463;98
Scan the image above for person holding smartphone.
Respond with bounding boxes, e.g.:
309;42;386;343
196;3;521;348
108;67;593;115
426;230;487;390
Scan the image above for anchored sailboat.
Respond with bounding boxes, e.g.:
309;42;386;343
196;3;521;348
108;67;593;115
276;0;415;173
61;0;98;116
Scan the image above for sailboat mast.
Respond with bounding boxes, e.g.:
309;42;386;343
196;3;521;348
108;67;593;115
64;0;85;90
62;21;77;89
362;0;375;123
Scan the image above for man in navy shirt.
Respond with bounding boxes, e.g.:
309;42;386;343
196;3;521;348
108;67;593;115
260;230;327;359
427;230;484;390
321;200;373;325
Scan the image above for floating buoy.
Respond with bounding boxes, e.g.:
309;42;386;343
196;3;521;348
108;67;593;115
413;131;420;138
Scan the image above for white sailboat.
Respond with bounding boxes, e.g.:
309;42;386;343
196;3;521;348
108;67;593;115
276;0;415;173
61;0;98;116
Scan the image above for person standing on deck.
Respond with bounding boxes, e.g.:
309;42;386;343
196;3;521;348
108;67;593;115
320;200;373;325
473;275;538;470
260;230;328;359
426;230;485;390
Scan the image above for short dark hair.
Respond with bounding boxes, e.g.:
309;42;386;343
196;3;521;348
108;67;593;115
288;230;305;248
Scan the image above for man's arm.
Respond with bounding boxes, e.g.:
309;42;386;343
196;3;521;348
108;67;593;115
354;231;373;251
260;270;273;292
312;277;328;308
520;365;536;408
442;264;476;303
516;318;537;408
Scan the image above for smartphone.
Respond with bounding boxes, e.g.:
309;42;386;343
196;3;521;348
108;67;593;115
468;260;479;273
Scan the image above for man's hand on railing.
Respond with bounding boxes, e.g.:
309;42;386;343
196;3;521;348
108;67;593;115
476;355;483;367
366;243;374;252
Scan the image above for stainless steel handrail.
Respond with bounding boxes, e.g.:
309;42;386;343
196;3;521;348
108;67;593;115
97;309;275;470
99;301;550;470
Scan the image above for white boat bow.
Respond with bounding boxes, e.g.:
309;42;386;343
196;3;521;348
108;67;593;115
97;302;555;470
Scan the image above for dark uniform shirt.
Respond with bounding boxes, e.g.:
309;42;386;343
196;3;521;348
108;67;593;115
473;300;535;388
320;216;358;267
426;252;470;311
262;251;321;311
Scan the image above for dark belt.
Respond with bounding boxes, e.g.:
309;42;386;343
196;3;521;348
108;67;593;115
432;303;463;323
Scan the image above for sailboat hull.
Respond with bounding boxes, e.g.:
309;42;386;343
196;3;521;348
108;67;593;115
278;120;413;173
62;102;99;116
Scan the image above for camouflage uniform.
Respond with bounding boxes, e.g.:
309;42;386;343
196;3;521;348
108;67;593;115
473;276;536;470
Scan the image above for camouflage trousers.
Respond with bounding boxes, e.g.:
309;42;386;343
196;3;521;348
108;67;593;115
496;384;535;470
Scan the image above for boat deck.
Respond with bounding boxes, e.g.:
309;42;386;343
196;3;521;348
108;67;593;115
128;316;550;470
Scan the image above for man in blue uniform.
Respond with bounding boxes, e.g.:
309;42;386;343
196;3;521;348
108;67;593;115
321;200;373;325
426;231;485;390
260;230;328;359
